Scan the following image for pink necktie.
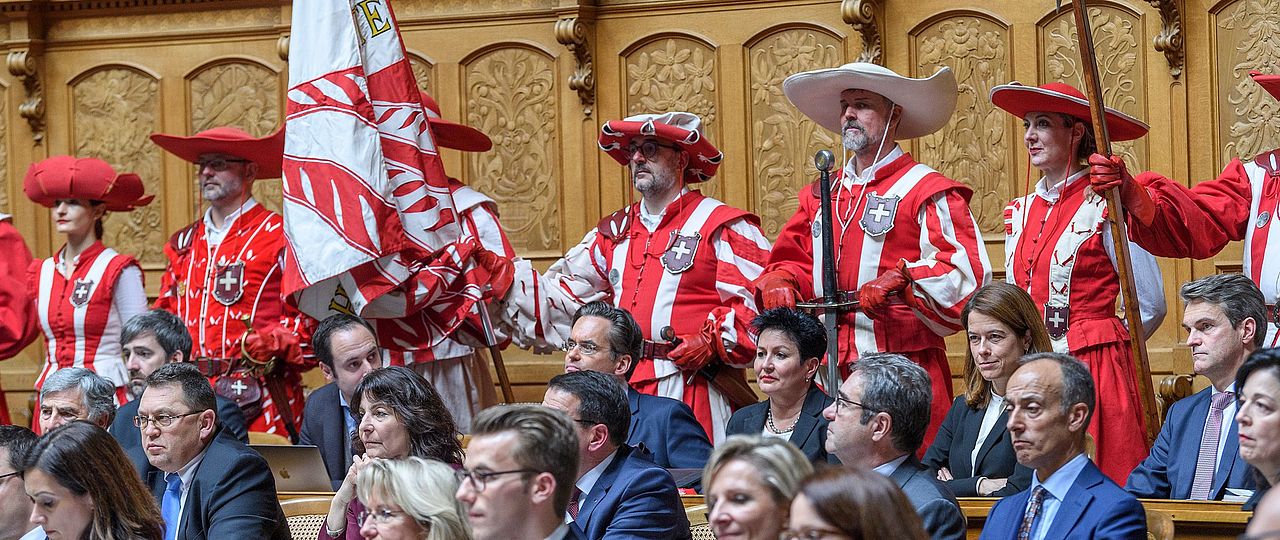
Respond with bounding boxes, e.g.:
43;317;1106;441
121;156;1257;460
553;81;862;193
1189;391;1234;500
567;487;583;520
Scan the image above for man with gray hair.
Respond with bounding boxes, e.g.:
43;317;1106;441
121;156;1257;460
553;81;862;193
981;353;1146;539
821;353;964;540
38;367;116;432
1127;274;1262;499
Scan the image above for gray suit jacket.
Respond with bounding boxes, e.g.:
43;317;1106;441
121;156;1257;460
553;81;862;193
888;456;966;540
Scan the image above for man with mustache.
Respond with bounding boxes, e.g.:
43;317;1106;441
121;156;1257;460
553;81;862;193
498;112;771;443
754;63;990;447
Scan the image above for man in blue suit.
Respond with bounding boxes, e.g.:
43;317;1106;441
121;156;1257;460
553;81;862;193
298;313;380;489
542;370;691;540
1127;274;1259;500
981;353;1146;540
564;302;712;473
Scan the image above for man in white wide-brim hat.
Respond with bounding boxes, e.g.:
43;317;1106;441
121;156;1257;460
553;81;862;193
754;62;992;451
497;112;772;444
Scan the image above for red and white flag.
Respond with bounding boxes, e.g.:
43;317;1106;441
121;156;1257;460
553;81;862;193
282;0;484;342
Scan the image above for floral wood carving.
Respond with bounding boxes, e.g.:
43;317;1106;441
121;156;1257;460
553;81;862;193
7;50;44;143
1146;0;1184;78
915;16;1012;234
1216;0;1280;164
555;16;595;115
842;0;882;65
190;61;282;213
465;48;559;252
409;55;434;94
625;37;719;198
1043;6;1146;171
72;67;163;266
747;28;842;237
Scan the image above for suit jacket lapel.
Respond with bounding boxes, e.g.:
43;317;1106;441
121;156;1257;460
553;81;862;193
788;387;825;451
1043;462;1101;538
578;446;630;529
973;408;1011;477
627;389;641;440
954;405;985;477
1175;391;1212;497
1215;416;1243;497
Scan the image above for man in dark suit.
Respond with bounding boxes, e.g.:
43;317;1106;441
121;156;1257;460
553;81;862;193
822;353;965;540
980;353;1146;539
564;301;711;472
135;362;289;539
1127;274;1259;500
110;310;248;470
542;370;691;540
298;313;380;489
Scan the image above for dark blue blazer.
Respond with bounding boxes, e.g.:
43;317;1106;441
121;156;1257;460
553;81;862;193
726;384;835;464
298;382;352;490
980;459;1147;540
110;395;248;474
1126;387;1253;499
141;427;290;540
574;444;691;540
889;457;966;540
626;388;712;470
922;396;1032;497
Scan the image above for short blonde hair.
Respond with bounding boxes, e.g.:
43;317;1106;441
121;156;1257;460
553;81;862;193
357;457;472;540
702;434;813;505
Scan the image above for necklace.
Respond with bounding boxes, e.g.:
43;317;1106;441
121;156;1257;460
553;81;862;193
765;408;796;434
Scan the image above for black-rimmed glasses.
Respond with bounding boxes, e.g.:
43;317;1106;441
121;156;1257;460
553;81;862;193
625;140;680;160
454;468;537;492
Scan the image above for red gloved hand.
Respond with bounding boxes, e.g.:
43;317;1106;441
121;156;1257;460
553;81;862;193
1088;153;1155;225
858;266;910;318
242;325;300;367
753;270;801;310
473;249;514;301
669;322;729;373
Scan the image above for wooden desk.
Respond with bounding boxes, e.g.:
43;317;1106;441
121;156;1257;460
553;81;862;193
280;491;335;502
958;497;1249;540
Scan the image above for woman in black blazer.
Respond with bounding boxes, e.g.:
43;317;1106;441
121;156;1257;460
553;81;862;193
923;283;1048;496
726;308;835;464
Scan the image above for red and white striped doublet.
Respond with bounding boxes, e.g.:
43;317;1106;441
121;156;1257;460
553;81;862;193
503;190;771;442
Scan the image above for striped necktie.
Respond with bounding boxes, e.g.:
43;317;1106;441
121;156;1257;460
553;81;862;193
1189;391;1234;499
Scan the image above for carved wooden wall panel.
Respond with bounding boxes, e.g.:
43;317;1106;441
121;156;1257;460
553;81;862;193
1213;0;1280;165
746;26;843;237
70;66;164;267
912;13;1013;234
188;60;282;213
408;54;435;94
463;46;560;253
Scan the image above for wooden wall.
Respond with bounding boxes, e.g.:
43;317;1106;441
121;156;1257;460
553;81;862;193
0;0;1276;424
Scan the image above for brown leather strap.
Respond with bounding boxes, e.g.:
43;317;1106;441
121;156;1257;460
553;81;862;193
191;357;236;378
640;339;675;361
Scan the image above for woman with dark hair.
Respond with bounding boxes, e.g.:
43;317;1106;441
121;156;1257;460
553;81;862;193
322;366;463;539
725;308;834;463
990;81;1166;482
22;420;163;539
923;283;1045;496
783;467;926;540
1236;348;1280;511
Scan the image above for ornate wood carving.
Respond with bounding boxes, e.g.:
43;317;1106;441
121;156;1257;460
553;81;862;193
555;16;595;115
747;27;842;238
7;50;44;144
409;54;435;94
841;0;882;65
625;36;720;197
72;67;163;266
1146;0;1183;79
49;7;279;40
277;34;289;61
915;15;1012;234
1216;0;1280;164
465;47;559;252
189;61;282;213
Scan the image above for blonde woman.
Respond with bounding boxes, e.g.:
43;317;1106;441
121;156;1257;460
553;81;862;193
356;457;472;540
703;435;814;540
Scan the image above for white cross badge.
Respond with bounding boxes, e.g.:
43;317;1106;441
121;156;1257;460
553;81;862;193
70;279;94;307
661;231;701;274
212;262;245;306
859;193;900;237
1044;303;1070;340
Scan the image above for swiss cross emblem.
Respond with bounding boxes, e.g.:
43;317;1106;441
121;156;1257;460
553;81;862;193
69;279;94;307
661;231;701;274
212;262;245;306
1044;303;1070;340
859;193;900;237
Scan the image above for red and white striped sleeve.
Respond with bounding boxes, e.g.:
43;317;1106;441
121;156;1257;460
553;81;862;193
901;189;991;336
708;217;772;368
499;230;611;352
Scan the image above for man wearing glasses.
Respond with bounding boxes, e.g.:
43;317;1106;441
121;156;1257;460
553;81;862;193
458;404;585;540
823;353;965;540
151;126;312;441
0;425;39;540
498;111;771;444
133;362;290;539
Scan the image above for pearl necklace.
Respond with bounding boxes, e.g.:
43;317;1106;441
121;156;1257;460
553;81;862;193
765;408;797;434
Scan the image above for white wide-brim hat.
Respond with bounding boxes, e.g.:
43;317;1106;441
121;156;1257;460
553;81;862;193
782;62;958;140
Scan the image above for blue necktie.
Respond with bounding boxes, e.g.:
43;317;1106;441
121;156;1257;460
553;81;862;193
162;473;183;540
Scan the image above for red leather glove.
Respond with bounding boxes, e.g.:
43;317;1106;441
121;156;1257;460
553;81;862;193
753;270;801;310
473;249;514;302
1088;153;1155;225
242;325;300;367
669;321;730;373
858;266;909;319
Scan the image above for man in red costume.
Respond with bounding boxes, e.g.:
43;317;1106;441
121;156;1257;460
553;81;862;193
153;126;313;439
754;62;991;446
499;112;771;443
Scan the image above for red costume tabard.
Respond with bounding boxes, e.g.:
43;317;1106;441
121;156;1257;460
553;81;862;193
766;149;991;446
1005;172;1166;483
502;189;771;442
0;216;36;425
156;201;313;436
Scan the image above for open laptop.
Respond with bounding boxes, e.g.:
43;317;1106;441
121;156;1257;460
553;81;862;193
251;444;333;492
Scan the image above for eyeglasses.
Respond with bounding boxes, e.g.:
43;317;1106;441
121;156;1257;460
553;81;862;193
133;411;203;428
0;471;18;482
196;157;251;171
454;468;537;492
561;339;610;357
834;396;874;415
625;140;680;160
358;508;406;525
779;528;849;540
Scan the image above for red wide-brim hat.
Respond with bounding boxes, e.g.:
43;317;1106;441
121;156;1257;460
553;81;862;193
421;91;492;153
23;155;153;211
150;126;285;179
990;82;1149;142
1252;71;1280;102
598;112;723;183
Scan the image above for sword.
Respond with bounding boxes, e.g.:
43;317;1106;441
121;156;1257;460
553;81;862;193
814;150;841;397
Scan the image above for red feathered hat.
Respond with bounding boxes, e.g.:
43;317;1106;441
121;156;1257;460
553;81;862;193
420;91;492;153
150;126;285;179
598;112;723;183
989;82;1149;142
23;155;153;211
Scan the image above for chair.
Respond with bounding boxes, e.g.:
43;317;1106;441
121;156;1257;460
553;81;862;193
1145;508;1174;540
250;431;292;446
282;496;333;540
691;523;715;540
